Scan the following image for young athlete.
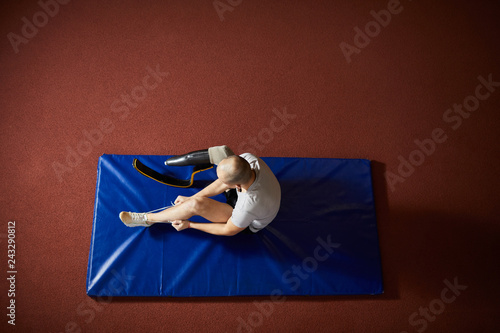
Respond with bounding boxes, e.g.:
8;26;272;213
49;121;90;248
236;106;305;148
119;146;281;236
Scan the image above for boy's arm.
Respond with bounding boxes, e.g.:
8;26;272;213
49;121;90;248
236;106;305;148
174;179;229;206
173;218;245;236
193;178;229;198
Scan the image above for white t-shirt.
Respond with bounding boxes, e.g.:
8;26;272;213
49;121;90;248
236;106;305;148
231;153;281;232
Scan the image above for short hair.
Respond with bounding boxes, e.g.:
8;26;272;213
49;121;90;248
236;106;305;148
218;155;252;185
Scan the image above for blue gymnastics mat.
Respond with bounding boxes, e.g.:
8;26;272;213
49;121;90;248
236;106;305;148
86;154;383;297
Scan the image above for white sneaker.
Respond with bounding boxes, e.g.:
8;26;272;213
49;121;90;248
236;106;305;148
119;211;151;227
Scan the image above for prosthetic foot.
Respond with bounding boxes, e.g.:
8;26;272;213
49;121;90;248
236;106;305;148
133;159;212;188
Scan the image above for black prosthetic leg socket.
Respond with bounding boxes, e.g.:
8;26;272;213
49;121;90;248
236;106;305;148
165;149;211;166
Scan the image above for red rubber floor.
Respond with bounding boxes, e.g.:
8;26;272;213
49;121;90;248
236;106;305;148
1;0;499;332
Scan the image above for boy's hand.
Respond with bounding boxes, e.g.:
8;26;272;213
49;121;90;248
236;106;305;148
174;195;190;205
172;220;190;231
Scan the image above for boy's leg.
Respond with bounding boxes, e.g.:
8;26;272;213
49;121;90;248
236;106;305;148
147;197;233;223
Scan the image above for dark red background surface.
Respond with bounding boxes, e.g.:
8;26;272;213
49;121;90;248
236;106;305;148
1;0;499;332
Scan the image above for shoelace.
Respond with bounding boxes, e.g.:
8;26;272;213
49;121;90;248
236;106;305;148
145;202;175;214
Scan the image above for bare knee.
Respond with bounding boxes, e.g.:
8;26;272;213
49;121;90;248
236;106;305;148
186;197;207;215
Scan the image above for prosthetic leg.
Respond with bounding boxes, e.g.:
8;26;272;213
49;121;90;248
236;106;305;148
164;149;210;166
133;146;234;187
164;145;235;166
